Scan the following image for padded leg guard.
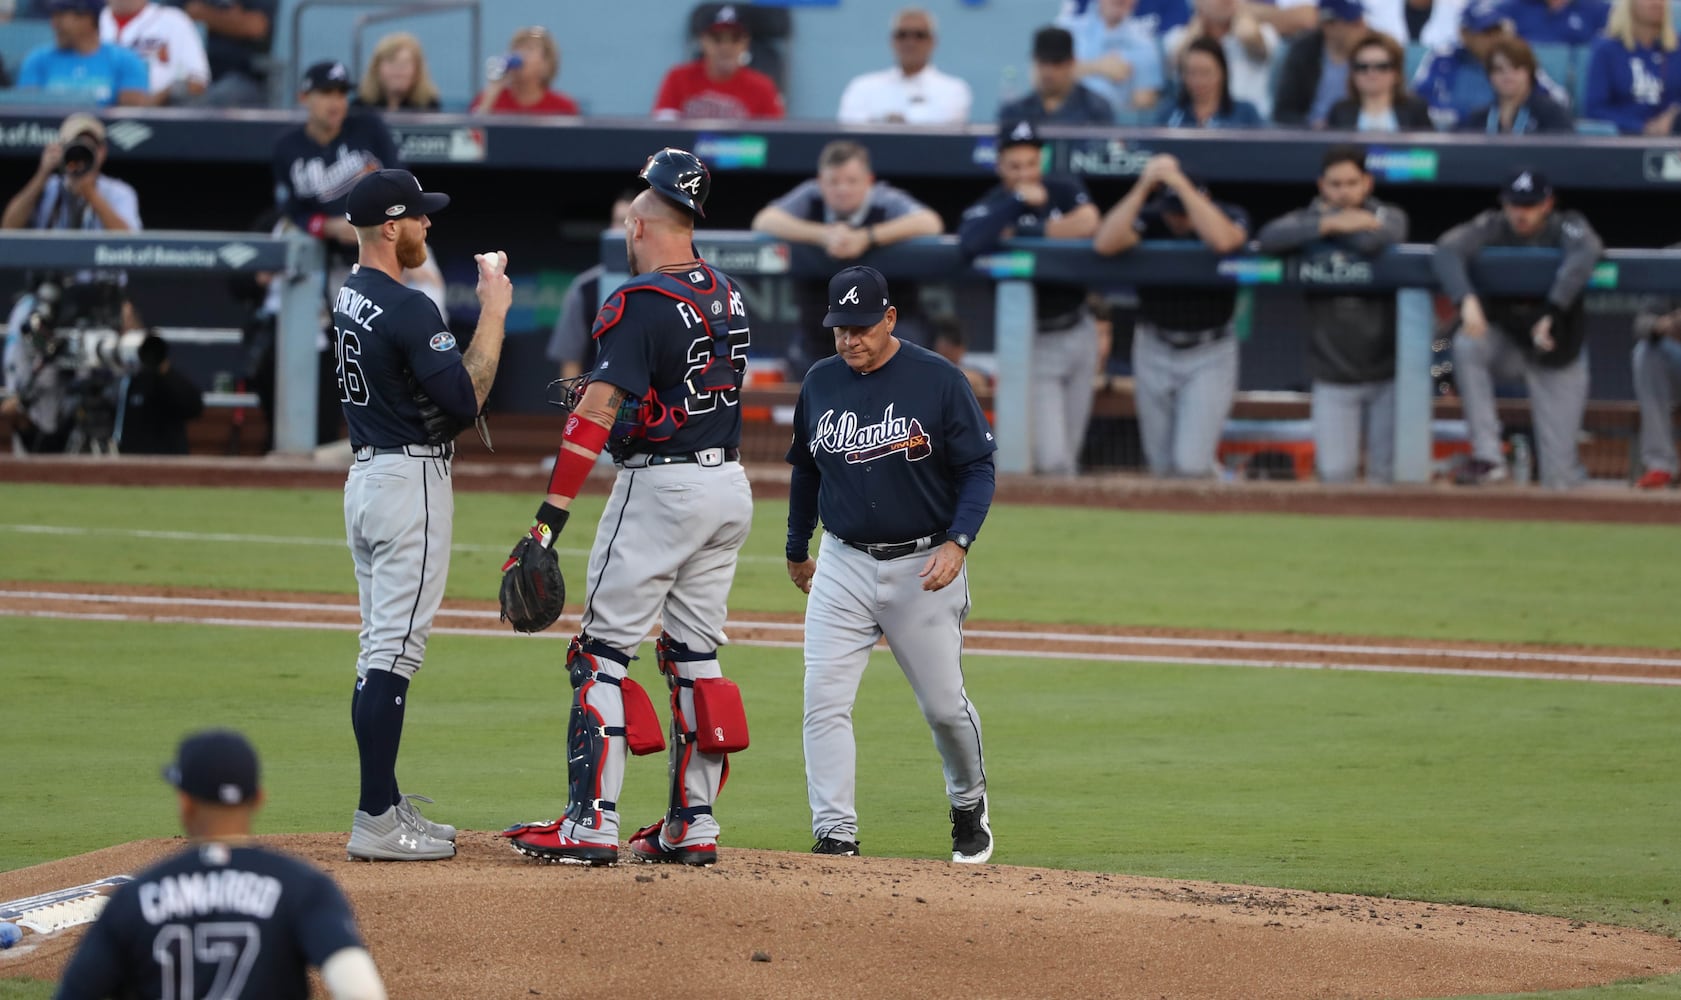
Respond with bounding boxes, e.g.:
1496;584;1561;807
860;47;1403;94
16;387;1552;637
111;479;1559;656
559;636;631;841
652;632;730;848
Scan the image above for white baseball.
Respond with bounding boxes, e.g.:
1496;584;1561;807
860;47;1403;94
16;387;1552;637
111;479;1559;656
480;251;507;276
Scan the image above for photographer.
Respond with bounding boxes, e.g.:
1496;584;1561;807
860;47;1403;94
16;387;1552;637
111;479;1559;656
2;112;139;235
115;333;204;455
1;112;141;454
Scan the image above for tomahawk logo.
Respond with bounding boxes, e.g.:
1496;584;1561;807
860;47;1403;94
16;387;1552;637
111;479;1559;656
837;285;860;305
216;243;259;268
813;404;934;465
104;121;153;151
678;173;703;194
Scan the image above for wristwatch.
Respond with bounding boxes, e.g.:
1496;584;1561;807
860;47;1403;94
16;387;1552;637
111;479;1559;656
945;531;972;551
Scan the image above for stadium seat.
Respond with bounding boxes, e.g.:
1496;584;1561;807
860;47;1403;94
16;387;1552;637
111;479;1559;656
1403;42;1428;82
1570;42;1595;109
0;19;53;77
1531;42;1573;102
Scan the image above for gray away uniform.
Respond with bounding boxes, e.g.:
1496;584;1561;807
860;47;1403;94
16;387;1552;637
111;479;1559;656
1254;197;1409;482
1433;208;1603;488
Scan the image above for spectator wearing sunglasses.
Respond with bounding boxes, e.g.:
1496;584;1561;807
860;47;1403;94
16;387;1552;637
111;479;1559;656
837;6;973;124
1328;31;1435;129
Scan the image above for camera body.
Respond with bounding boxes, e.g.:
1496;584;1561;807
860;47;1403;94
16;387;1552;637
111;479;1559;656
59;134;99;176
13;274;132;453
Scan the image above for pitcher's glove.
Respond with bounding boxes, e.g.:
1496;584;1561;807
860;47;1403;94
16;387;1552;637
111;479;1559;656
499;504;570;633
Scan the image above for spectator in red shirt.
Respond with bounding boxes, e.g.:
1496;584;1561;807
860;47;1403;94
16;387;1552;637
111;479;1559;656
470;25;579;115
652;4;785;119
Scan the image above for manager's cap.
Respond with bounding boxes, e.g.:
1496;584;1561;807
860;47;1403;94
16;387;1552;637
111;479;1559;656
1500;167;1552;206
1317;0;1364;22
301;59;352;93
823;265;892;328
163;729;261;806
345;168;451;226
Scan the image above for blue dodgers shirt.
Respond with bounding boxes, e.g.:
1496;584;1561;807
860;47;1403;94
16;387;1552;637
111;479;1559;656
787;341;995;546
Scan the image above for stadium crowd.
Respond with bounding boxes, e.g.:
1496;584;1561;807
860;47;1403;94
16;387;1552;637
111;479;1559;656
1;0;1678;489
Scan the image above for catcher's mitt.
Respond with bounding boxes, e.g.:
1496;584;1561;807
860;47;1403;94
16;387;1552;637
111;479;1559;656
499;525;565;633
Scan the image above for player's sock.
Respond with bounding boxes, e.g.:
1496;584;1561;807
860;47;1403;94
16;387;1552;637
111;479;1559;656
352;678;403;805
353;670;409;816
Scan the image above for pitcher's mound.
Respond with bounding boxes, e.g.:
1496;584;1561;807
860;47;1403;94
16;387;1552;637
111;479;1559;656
4;833;1678;999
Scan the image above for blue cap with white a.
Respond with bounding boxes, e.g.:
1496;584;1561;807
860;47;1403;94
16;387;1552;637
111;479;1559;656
823;265;892;328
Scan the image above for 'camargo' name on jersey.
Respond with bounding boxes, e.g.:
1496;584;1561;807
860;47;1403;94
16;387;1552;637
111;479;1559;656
138;870;284;926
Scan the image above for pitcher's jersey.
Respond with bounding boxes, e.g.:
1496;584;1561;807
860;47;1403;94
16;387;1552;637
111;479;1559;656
333;264;462;448
54;842;362;1000
787;341;996;543
590;263;750;455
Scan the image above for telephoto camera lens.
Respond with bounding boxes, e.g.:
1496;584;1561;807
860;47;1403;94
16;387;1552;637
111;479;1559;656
61;136;98;172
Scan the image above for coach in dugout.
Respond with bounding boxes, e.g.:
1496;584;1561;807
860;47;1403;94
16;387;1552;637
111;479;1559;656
1435;168;1603;488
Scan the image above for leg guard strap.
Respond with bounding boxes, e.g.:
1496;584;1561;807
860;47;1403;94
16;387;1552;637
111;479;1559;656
562;636;631;836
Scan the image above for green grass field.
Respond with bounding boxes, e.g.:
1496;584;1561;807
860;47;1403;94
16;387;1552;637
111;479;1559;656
1;483;1678;999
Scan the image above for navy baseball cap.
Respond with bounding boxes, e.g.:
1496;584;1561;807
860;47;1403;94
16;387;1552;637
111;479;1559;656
1318;0;1364;22
823;265;892;328
46;0;100;13
998;118;1042;150
345;168;451;226
301;59;352;93
1500;168;1551;205
1032;26;1075;63
1461;0;1507;32
163;730;260;806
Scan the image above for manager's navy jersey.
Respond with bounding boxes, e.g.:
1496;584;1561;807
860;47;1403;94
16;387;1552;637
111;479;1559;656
590;264;750;455
333;265;464;448
787;342;996;544
54;843;362;1000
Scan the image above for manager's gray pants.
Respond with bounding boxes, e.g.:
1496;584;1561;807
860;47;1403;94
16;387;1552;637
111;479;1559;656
1633;337;1681;476
1133;322;1238;478
1030;313;1100;477
1453;327;1587;489
1312;379;1395;483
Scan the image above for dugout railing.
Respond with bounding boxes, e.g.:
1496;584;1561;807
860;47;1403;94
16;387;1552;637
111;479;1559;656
602;232;1671;481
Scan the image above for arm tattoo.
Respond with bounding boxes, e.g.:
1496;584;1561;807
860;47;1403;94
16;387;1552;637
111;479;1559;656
463;351;498;406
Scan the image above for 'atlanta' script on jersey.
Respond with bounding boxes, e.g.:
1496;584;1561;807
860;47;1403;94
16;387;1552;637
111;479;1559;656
813;403;933;464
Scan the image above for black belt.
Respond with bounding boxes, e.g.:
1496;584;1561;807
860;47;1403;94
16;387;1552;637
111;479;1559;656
353;442;453;461
1150;325;1230;350
843;532;943;561
620;447;740;469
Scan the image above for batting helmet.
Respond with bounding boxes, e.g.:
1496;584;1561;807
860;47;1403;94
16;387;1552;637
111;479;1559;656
639;147;710;219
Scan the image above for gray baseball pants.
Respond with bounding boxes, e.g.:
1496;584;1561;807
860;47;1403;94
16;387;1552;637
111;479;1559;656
1030;312;1100;477
344;448;454;681
802;535;986;844
1453;328;1587;488
1133;322;1238;478
1633;337;1681;476
1311;379;1396;483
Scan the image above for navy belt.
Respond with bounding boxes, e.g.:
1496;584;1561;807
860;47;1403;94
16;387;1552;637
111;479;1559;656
354;442;453;461
620;447;740;469
843;532;943;561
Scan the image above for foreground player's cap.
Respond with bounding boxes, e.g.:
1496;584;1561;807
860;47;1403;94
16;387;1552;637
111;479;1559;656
345;168;451;226
823;265;892;328
163;729;261;805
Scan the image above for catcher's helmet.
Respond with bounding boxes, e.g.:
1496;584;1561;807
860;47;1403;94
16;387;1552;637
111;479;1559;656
639;147;711;218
